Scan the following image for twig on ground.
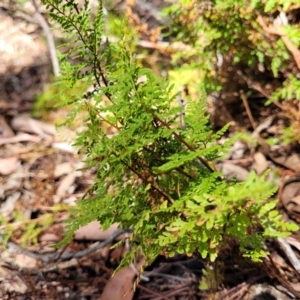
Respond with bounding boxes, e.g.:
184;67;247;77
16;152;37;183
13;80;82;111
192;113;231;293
265;256;300;298
137;285;171;300
237;70;285;110
240;92;256;130
217;274;266;300
277;237;300;275
41;257;78;272
143;272;190;282
0;228;131;264
31;0;60;76
222;157;254;164
229;283;249;300
152;285;190;300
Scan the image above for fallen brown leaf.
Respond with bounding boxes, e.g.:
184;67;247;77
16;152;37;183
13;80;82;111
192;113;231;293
11;114;55;138
75;222;124;241
0;115;14;137
284;236;300;252
55;172;78;202
281;178;300;220
54;162;74;178
219;163;249;181
0;133;41;145
100;257;145;300
0;192;21;217
0;157;18;175
253;152;268;175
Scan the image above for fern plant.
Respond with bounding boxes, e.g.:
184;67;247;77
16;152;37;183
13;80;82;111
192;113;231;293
43;0;298;263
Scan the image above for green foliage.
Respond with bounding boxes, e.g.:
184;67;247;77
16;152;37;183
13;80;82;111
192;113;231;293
33;80;86;119
0;212;55;247
162;0;300;123
269;75;300;103
20;214;54;247
43;0;298;264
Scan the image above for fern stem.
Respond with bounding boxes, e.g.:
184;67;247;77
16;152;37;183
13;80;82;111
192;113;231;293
142;146;194;180
120;159;174;204
151;113;214;173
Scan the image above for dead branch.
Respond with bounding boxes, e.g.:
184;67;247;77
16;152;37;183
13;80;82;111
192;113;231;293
0;228;131;264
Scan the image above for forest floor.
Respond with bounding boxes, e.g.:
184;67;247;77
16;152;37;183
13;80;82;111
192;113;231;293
1;1;300;299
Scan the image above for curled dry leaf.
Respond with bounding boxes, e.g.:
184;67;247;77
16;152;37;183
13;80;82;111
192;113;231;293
1;249;37;270
0;8;47;76
284;236;300;252
280;177;300;221
289;195;300;216
284;154;300;173
273;154;300;173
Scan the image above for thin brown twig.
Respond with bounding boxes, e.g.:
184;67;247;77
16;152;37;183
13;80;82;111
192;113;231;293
31;0;60;76
217;273;266;300
1;228;131;264
137;285;171;300
240;92;256;130
151;113;215;173
232;284;251;300
236;70;285;110
264;256;300;298
256;14;300;69
142;146;194;180
277;238;300;275
120;159;174;203
97;111;120;131
93;115;194;180
153;285;190;300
